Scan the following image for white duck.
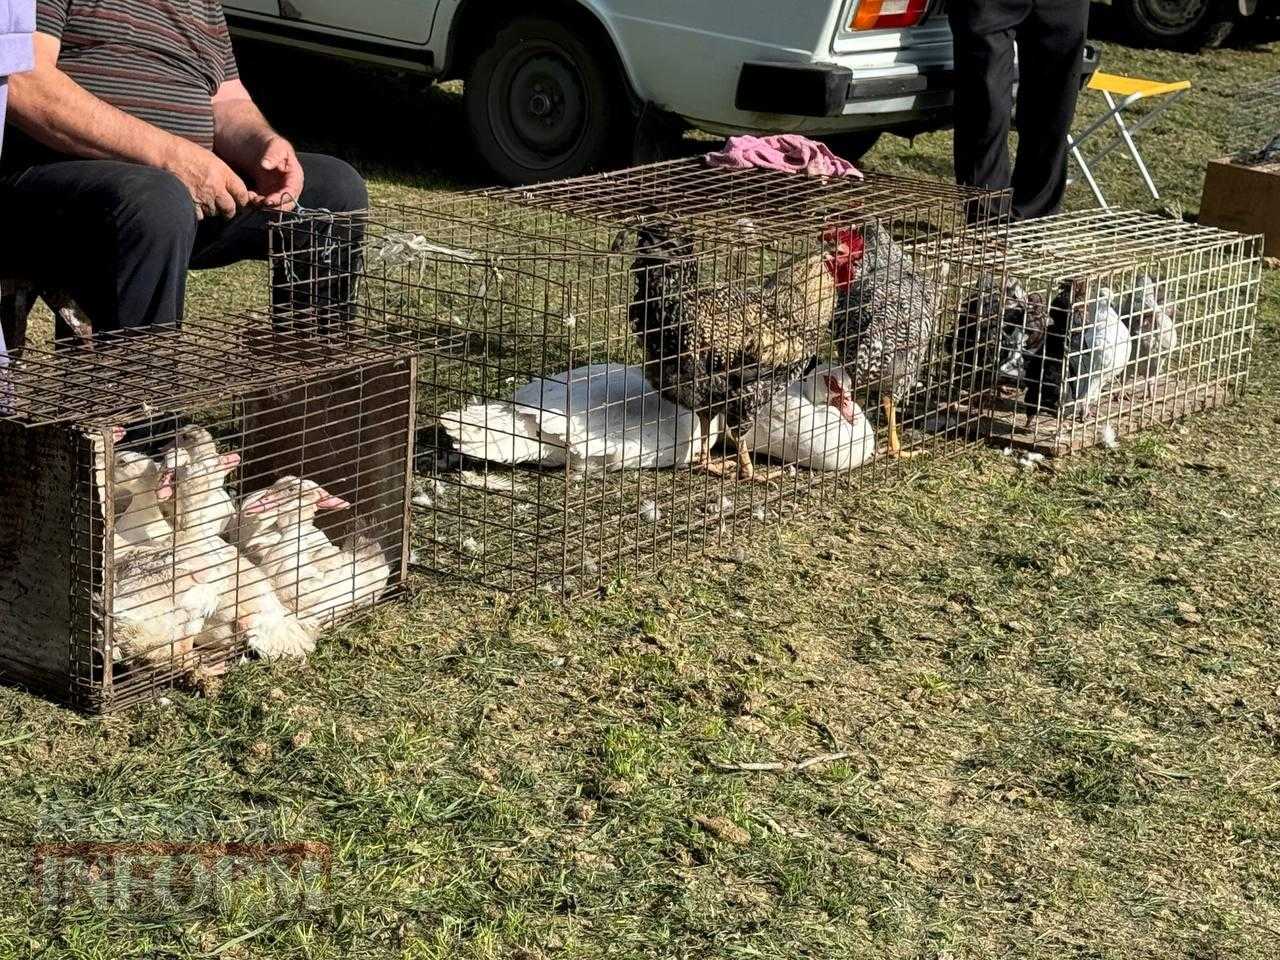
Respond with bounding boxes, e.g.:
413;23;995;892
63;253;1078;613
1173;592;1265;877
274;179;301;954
1116;274;1178;394
237;476;390;629
1069;284;1132;417
106;451;218;670
159;443;315;662
160;426;241;538
112;450;175;556
438;363;718;472
742;363;876;471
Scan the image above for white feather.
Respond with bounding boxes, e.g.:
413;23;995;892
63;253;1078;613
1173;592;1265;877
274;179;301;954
1077;289;1131;406
440;363;715;471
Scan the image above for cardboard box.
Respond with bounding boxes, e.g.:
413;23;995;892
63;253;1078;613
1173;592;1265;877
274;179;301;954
1200;157;1280;257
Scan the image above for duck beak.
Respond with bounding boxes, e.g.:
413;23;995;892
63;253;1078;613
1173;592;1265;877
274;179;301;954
316;490;351;511
156;469;175;502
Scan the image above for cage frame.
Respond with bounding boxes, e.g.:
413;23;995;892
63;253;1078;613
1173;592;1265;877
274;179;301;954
271;158;1012;595
933;208;1264;457
0;313;417;712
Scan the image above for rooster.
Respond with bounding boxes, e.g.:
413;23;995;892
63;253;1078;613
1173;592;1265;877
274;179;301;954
830;222;942;458
619;221;857;479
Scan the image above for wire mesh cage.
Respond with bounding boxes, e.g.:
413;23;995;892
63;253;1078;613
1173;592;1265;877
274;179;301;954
0;315;415;712
1221;74;1280;166
951;209;1262;456
272;159;1010;593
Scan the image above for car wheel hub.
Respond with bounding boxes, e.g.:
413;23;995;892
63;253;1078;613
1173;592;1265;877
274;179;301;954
505;54;585;156
1137;0;1208;30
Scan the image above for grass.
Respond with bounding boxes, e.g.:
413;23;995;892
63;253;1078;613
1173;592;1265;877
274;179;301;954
5;15;1280;958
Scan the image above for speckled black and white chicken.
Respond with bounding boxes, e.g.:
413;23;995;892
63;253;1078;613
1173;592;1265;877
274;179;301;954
621;221;857;478
954;274;1049;393
830;222;942;456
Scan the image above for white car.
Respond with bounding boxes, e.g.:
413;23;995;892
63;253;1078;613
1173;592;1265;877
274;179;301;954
225;1;958;184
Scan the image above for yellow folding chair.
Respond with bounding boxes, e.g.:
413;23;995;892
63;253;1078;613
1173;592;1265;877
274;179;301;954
1067;71;1192;209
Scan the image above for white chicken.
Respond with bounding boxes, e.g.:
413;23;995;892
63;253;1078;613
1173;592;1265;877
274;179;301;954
742;363;876;471
236;476;391;630
438;363;718;472
1116;274;1178;395
159;441;315;662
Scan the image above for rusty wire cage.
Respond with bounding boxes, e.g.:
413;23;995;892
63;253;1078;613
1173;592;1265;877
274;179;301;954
0;315;415;711
1222;74;1280;166
949;209;1263;456
271;159;1009;593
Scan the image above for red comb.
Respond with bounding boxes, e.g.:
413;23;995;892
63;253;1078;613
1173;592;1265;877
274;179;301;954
823;226;864;288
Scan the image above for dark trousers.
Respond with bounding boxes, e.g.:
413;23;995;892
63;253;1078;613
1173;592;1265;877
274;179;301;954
0;152;367;332
949;0;1088;220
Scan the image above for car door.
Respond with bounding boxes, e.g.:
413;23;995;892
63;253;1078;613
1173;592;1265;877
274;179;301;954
281;0;436;44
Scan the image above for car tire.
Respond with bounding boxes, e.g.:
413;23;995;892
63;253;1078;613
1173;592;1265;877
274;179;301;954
1112;0;1236;49
465;16;626;185
818;131;883;164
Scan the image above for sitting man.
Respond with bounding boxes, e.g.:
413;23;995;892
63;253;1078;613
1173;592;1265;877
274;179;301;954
0;0;366;334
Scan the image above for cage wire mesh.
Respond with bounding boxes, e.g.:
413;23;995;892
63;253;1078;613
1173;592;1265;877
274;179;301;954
0;314;415;711
272;159;1010;594
1221;74;1280;166
946;209;1262;456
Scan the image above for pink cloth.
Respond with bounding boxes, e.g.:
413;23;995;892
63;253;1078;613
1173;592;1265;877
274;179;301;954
704;134;863;179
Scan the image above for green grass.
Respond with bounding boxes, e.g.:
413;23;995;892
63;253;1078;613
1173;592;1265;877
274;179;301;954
5;21;1280;959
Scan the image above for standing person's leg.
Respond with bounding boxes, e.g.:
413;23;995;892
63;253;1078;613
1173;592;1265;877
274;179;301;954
190;154;367;324
949;0;1024;213
0;160;198;332
1010;0;1089;219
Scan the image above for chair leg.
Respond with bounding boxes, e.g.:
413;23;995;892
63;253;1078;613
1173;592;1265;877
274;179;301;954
1106;91;1160;201
1067;135;1108;209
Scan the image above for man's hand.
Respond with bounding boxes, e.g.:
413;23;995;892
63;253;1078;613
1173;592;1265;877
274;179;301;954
162;138;251;220
253;135;305;211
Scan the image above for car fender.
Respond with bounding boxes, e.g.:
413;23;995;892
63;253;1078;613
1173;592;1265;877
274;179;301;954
437;0;648;100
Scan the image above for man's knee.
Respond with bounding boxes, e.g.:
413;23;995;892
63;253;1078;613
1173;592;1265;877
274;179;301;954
298;154;368;212
110;168;197;246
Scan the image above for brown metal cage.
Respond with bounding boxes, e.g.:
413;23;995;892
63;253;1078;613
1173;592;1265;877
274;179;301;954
946;209;1263;455
0;314;415;712
270;159;1010;593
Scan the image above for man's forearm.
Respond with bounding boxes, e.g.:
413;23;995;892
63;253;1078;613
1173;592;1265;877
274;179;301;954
211;93;275;174
7;65;184;166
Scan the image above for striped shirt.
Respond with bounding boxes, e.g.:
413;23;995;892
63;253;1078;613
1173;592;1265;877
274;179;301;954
37;0;237;150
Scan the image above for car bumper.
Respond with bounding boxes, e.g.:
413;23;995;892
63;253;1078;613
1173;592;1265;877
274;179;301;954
731;44;1100;134
736;60;953;118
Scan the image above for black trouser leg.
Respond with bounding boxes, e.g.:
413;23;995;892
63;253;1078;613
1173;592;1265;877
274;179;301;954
0;160;198;332
190;153;368;328
949;0;1088;220
1011;0;1088;219
949;1;1019;213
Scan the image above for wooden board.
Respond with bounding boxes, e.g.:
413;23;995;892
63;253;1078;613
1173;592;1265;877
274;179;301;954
0;422;97;703
1200;159;1280;258
981;376;1242;456
241;352;416;602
